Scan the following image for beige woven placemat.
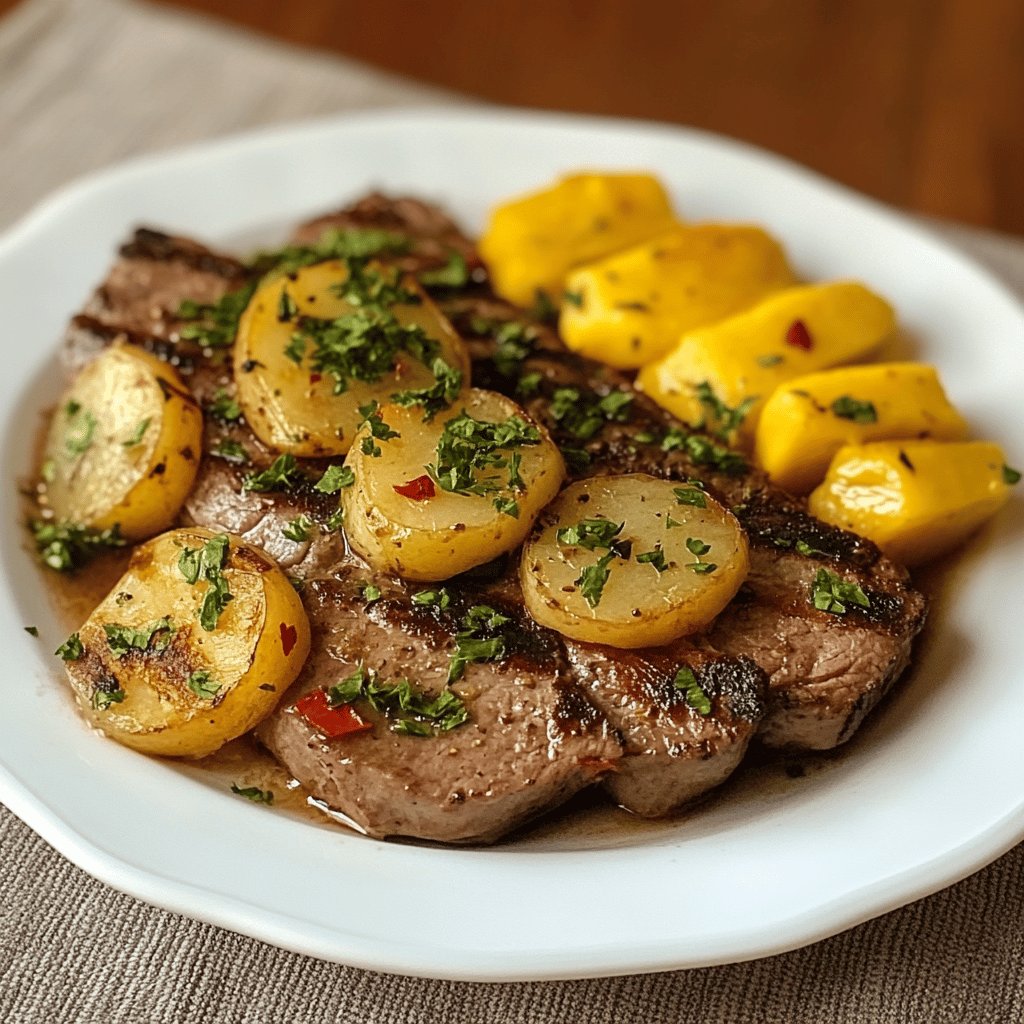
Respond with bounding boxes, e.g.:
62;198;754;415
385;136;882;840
1;2;1023;1021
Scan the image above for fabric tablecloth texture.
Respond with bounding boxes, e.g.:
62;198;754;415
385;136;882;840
1;2;1023;1021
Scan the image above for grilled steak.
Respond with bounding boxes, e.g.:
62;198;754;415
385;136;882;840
54;194;926;843
256;570;622;843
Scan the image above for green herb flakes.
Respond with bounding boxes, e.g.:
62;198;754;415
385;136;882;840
810;568;871;615
178;281;257;349
230;784;274;804
243;453;303;492
55;633;84;661
103;617;174;659
282;515;313;543
830;395;878;424
187;670;221;701
121;417;151;448
30;519;125;572
314;464;355;494
673;666;711;715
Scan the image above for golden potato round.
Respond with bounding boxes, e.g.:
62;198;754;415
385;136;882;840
61;528;310;757
520;474;748;647
42;343;203;540
342;388;565;581
234;259;470;457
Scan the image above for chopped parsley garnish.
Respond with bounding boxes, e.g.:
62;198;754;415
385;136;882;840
230;784;274;804
830;395;878;424
492;496;520;518
427;412;539;497
65;407;97;456
673;485;707;508
666;516;683;530
327;665;469;736
242;453;303;492
91;679;125;712
516;371;543;398
531;289;558;322
448;605;511;683
104;617;174;659
391;357;462;420
361;583;382;604
563;289;584;308
55;633;84;661
557;518;628;607
357;400;400;457
549;386;633;441
1003;464;1021;485
412;587;451;610
492;322;537;377
661;428;747;475
418;251;470;289
187;670;221;701
757;354;785;368
810;568;870;615
40;459;56;484
178;533;233;631
178;280;257;349
277;287;298;322
207;388;242;422
693;381;758;442
282;514;313;542
577;551;616;608
556;518;624;550
636;546;669;573
795;539;827;557
210;439;250;465
673;666;711;715
30;519;125;572
23;626;38;637
121;417;151;448
249;227;410;277
685;536;717;574
314;464;355;493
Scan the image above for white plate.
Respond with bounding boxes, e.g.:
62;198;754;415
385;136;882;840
1;108;1022;982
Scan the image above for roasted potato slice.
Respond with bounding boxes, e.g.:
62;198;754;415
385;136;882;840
41;343;203;540
479;172;677;307
61;528;310;757
809;441;1018;566
342;388;565;581
520;475;748;647
234;259;470;457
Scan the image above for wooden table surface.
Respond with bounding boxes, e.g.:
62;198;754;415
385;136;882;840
3;0;1022;234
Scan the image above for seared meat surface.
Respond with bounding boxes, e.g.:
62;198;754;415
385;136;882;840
55;195;926;842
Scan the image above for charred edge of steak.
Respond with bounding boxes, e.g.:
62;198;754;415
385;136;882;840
119;228;251;282
699;656;768;723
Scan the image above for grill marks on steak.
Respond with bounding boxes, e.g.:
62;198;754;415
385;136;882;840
255;571;622;844
564;641;765;816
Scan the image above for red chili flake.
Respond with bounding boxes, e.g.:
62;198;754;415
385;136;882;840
294;689;372;739
309;373;322;385
786;319;813;350
393;474;436;501
280;622;298;656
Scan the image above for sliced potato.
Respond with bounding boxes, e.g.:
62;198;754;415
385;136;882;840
637;281;895;446
234;259;470;457
520;475;748;647
343;388;565;581
755;363;968;493
808;441;1016;566
479;172;677;307
62;528;310;757
41;343;203;540
560;224;796;369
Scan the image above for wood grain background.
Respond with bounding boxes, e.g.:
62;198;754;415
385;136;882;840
4;0;1022;232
